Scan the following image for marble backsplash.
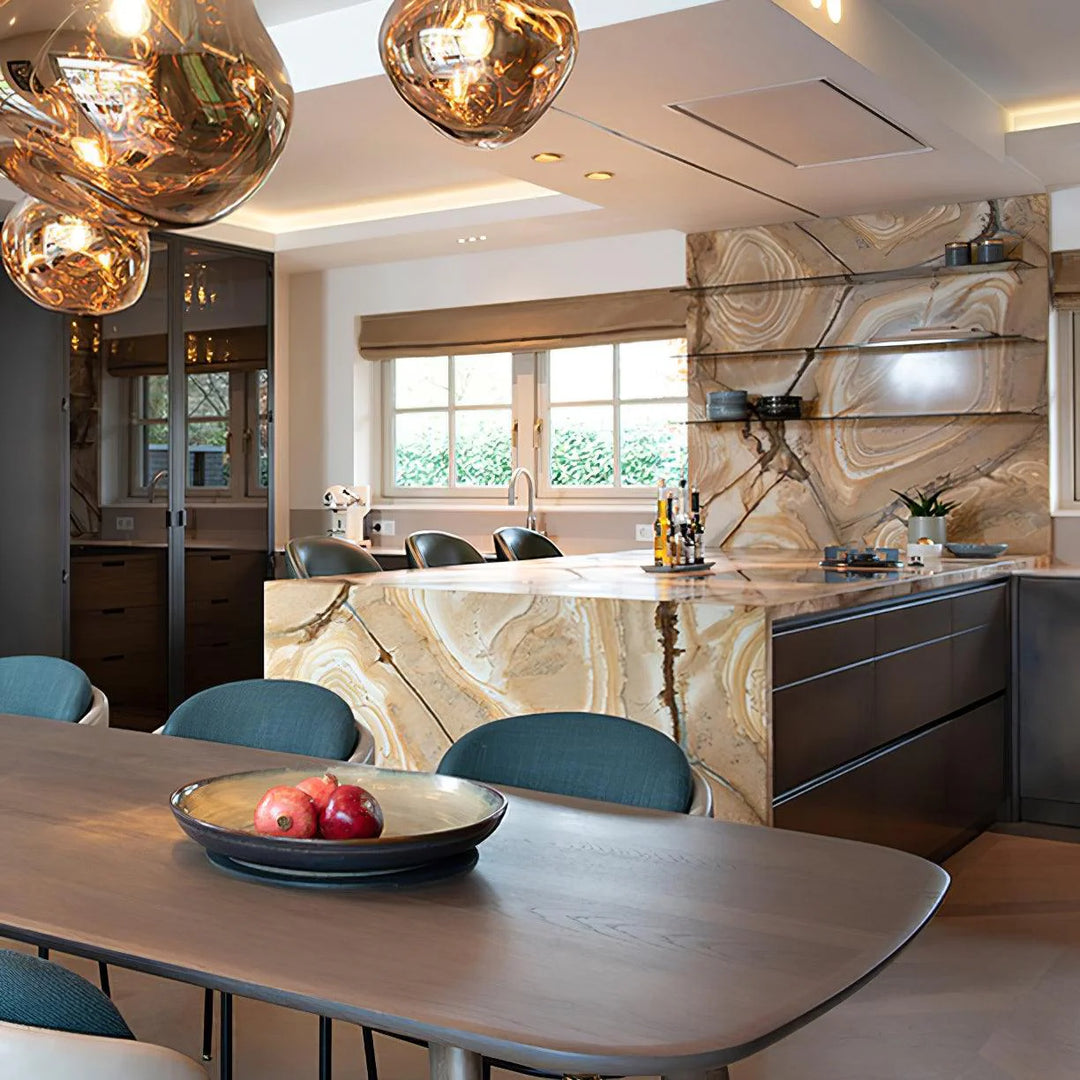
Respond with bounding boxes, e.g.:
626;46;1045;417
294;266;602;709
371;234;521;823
687;196;1051;554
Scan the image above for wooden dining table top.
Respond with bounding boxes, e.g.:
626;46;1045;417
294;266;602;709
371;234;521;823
0;715;949;1075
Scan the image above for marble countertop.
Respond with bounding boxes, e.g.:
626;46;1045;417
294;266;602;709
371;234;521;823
307;549;1044;617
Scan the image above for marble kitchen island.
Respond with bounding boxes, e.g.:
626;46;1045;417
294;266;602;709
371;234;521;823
265;550;1038;838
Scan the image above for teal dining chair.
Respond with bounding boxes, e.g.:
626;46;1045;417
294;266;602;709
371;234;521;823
0;655;108;726
285;536;383;578
162;678;375;1080
0;949;205;1078
493;527;564;561
405;531;486;569
361;712;709;1080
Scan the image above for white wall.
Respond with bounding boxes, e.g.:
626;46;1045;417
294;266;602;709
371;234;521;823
1052;187;1080;250
285;230;687;515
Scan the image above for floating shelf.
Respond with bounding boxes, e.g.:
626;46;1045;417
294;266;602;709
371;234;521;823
678;259;1039;297
686;333;1043;362
686;410;1046;425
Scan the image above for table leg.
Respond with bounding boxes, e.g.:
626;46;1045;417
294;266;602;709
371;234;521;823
220;991;234;1080
320;1016;333;1080
660;1069;730;1080
430;1043;483;1080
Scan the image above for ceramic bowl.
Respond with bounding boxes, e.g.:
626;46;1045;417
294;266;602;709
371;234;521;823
171;764;507;874
944;543;1009;559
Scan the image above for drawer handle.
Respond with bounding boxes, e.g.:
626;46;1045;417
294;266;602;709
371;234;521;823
102;655;125;663
210;555;231;562
102;608;126;616
210;598;230;606
101;560;126;568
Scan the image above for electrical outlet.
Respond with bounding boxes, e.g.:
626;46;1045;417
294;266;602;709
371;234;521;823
635;523;654;542
116;516;135;532
376;519;396;537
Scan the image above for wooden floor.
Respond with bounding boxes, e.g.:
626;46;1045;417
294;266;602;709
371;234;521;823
25;831;1080;1079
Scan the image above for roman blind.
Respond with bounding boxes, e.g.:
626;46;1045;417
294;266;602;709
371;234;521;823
357;288;688;360
1053;251;1080;310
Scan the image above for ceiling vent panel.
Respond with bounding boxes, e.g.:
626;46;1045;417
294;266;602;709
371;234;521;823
670;79;928;167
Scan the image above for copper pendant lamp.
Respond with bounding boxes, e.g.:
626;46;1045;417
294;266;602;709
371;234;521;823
0;0;293;229
380;0;578;148
2;196;150;315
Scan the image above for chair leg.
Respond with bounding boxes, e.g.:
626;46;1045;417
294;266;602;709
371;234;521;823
362;1026;379;1080
202;987;215;1061
220;991;234;1080
320;1016;333;1080
482;1059;492;1080
36;946;49;960
97;962;111;998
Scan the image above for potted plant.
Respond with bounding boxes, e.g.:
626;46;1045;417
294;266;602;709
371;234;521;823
892;486;958;546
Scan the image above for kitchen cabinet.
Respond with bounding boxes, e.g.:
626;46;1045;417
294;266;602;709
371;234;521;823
1016;577;1080;826
773;580;1009;859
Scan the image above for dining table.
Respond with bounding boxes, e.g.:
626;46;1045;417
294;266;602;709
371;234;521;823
0;714;949;1080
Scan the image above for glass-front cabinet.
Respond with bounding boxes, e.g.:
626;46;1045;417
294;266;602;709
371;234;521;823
68;238;273;730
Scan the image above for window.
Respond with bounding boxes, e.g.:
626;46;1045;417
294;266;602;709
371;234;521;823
383;339;687;498
128;369;269;500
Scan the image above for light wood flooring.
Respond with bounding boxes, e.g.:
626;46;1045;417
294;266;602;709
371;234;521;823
20;830;1080;1079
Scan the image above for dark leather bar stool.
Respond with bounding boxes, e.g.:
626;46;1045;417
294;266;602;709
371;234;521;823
493;527;563;561
405;531;485;569
285;536;382;578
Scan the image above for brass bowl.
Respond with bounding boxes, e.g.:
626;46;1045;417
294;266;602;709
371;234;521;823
171;765;507;874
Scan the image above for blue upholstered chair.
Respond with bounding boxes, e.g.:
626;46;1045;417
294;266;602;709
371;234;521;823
405;531;485;569
0;949;204;1078
0;655;108;726
162;678;376;1080
285;536;383;578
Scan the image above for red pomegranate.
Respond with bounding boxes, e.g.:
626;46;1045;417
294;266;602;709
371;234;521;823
254;786;318;839
320;784;384;840
296;772;339;814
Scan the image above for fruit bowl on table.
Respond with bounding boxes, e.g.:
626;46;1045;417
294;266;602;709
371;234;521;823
170;765;507;881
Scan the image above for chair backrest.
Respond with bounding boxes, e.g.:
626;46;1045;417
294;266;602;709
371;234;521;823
285;536;382;579
406;531;486;569
0;950;132;1040
0;656;93;723
163;679;359;759
493;528;563;562
437;713;696;813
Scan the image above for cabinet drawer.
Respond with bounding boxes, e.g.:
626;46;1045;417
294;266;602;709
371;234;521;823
773;614;875;688
71;555;164;612
185;641;263;695
952;623;1006;710
71;606;166;661
185;551;266;603
774;699;1006;859
875;596;951;654
186;598;262;647
773;663;875;794
874;637;953;745
952;583;1007;633
80;651;166;709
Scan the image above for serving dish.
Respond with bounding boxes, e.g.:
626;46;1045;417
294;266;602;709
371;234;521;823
944;542;1009;559
171;764;507;877
642;562;716;575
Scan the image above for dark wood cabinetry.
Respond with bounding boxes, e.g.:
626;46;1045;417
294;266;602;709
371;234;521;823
773;581;1009;860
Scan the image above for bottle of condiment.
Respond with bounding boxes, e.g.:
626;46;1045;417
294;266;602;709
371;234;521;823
665;493;676;567
691;487;705;564
653;479;667;567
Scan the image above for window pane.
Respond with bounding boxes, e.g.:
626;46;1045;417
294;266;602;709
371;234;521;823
550;406;614;487
455;409;512;487
395;411;449;487
188;421;230;488
620;339;687;401
620;403;688;488
396;356;449;409
141;375;168;420
254;369;270;491
138;424;169;489
188;371;230;418
454;353;512;406
549;346;613;403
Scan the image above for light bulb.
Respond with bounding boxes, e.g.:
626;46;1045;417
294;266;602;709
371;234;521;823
0;0;293;229
108;0;152;37
2;197;150;315
826;0;842;22
381;0;579;149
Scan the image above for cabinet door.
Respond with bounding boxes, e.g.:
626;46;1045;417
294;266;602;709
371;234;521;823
1018;579;1080;807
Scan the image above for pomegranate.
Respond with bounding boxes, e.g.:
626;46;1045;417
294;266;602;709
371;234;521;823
296;772;339;814
254;786;318;839
320;784;384;840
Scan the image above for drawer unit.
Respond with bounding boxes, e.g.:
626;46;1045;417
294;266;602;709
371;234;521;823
70;553;164;612
71;606;166;661
185;551;266;603
876;595;951;655
773;613;875;688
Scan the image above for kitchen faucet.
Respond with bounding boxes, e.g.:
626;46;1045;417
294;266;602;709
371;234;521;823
148;469;169;504
507;467;537;531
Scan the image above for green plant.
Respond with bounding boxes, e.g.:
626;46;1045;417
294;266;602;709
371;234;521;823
892;486;958;518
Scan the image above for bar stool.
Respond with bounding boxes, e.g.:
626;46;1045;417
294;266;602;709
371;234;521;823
405;531;485;569
493;528;563;561
286;536;383;578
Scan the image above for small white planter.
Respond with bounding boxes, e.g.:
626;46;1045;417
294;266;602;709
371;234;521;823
907;516;947;545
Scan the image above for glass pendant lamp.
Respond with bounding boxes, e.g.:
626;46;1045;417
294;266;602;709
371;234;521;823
1;195;150;314
380;0;578;148
0;0;293;228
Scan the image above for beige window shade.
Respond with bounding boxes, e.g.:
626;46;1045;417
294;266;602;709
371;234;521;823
1054;251;1080;310
358;288;688;359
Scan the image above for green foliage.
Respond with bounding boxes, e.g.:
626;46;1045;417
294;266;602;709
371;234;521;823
892;486;959;518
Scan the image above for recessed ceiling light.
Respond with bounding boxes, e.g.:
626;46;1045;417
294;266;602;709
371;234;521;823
584;171;615;181
825;0;842;22
457;235;488;244
532;152;563;163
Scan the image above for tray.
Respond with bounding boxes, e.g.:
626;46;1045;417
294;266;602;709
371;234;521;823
642;562;716;575
171;764;507;875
